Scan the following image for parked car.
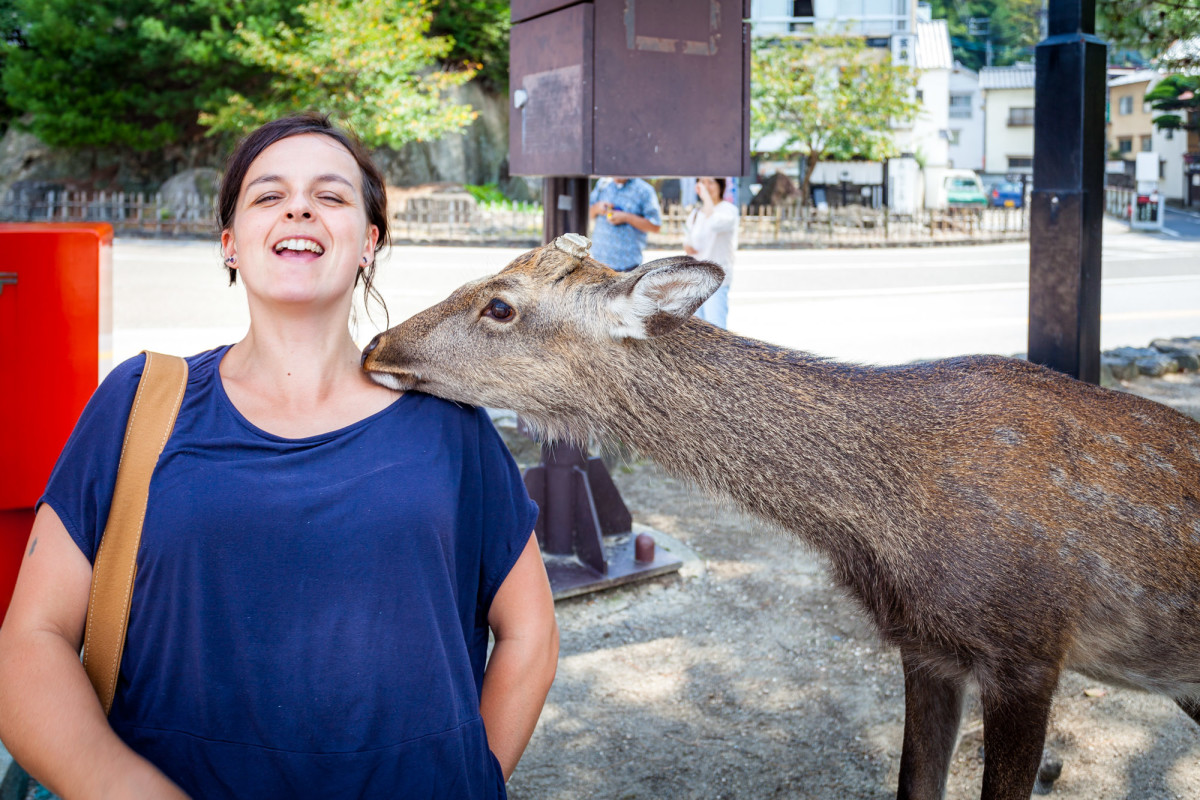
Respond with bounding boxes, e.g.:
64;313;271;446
923;168;988;210
988;181;1024;209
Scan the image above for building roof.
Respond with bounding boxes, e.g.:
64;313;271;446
914;19;952;71
1109;69;1161;88
1161;36;1200;68
979;63;1036;90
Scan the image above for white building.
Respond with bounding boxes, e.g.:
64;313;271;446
749;0;913;38
901;14;953;168
947;63;984;170
979;63;1036;178
748;2;952;165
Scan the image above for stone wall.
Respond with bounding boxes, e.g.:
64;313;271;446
0;80;512;199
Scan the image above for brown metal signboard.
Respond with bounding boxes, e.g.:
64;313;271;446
510;0;751;177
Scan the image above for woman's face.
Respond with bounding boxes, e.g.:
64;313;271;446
221;133;379;312
698;177;721;203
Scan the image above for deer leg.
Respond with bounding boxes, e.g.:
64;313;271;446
1177;697;1200;726
977;667;1059;800
897;651;965;800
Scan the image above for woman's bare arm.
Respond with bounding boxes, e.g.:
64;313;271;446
0;505;188;798
479;533;559;781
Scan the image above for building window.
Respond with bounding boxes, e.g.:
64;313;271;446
1141;136;1153;152
947;129;961;145
1119;96;1133;115
1008;107;1034;126
792;0;814;15
915;89;924;102
1008;157;1033;170
1118;137;1133;154
949;94;973;119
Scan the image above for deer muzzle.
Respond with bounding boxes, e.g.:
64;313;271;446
361;333;418;391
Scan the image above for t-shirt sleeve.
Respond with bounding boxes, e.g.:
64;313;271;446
640;184;663;226
38;354;147;563
472;409;540;609
708;202;738;233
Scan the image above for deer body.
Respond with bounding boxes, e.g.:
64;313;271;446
362;241;1200;800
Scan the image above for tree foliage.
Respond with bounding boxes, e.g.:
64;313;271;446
1146;73;1200;134
0;0;23;131
200;0;477;150
2;0;294;149
926;0;1042;71
751;36;918;205
429;0;509;90
1099;0;1200;68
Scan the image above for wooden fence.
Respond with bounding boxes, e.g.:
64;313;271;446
0;190;218;235
0;190;1030;246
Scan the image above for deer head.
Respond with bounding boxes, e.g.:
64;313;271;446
360;236;724;437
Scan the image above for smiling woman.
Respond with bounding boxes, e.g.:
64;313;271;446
0;113;558;800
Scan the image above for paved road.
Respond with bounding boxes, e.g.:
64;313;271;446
111;218;1200;368
1163;205;1200;240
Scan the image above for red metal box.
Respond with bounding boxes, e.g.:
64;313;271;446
0;222;112;613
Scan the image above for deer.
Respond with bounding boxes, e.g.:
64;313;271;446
361;235;1200;800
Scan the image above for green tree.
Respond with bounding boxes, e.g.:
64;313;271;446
751;36;919;207
2;0;294;149
429;0;509;90
926;0;1042;71
0;0;24;132
1099;0;1200;68
202;0;477;149
1146;73;1199;135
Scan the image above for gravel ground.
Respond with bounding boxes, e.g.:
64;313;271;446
501;374;1200;800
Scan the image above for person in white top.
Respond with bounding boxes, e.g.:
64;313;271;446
682;176;738;328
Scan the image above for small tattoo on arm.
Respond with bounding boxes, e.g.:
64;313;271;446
28;538;37;556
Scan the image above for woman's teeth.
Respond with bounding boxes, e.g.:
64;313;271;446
274;238;325;254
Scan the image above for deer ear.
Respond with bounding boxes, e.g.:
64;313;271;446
607;257;725;339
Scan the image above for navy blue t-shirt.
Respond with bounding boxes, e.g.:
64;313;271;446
40;346;539;799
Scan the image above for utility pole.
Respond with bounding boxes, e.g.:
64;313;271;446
968;17;992;67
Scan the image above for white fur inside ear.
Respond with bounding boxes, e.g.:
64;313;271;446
607;262;723;339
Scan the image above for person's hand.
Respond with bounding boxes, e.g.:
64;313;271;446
607;209;631;226
589;201;613;219
684;244;699;256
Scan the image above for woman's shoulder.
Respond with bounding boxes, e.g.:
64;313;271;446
94;346;228;410
403;391;488;424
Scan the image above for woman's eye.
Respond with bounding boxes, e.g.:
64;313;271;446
483;299;514;321
254;193;282;204
319;194;346;204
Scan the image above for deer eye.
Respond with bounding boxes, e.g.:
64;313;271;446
483;298;515;321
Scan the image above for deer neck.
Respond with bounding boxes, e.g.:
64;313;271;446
575;322;930;562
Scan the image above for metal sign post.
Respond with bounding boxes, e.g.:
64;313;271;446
1028;0;1106;383
509;1;751;597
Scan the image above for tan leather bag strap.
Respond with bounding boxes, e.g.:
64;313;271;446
82;351;188;715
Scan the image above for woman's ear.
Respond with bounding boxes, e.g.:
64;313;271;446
220;230;236;265
362;224;380;265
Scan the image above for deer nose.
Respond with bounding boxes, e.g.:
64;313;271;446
361;334;380;366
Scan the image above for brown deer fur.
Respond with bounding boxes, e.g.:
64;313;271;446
361;242;1200;800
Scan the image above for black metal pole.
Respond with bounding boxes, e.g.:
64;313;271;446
1028;0;1107;383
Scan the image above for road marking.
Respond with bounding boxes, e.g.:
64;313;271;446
732;274;1200;301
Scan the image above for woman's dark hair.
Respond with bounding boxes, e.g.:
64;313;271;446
217;112;390;321
694;177;727;207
